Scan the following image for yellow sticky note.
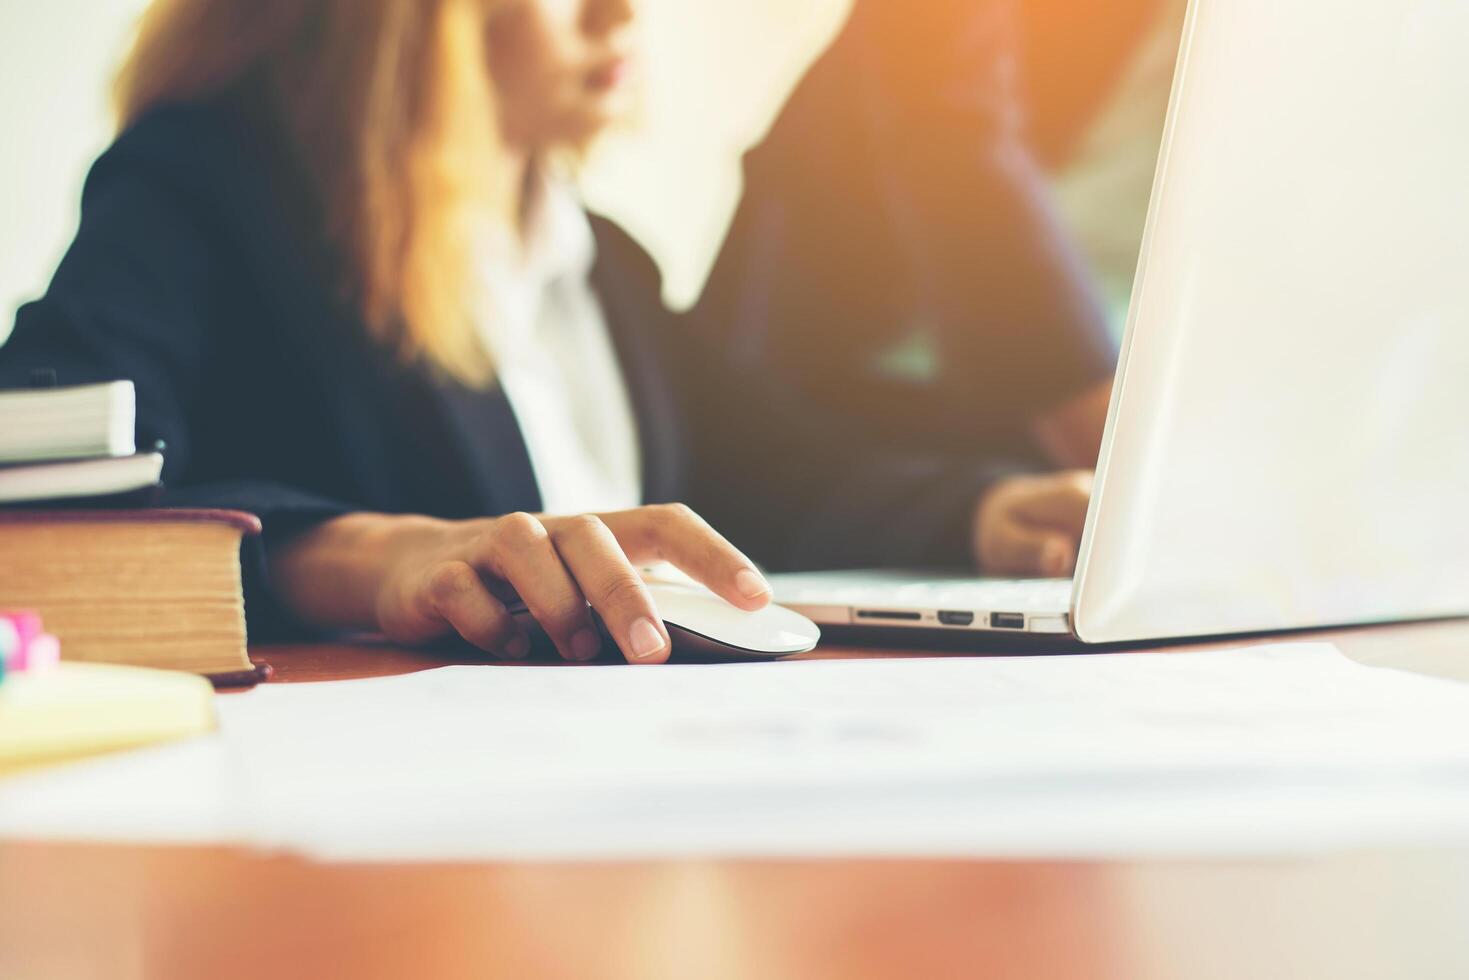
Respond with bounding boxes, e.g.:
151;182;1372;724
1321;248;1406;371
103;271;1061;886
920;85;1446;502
0;662;216;776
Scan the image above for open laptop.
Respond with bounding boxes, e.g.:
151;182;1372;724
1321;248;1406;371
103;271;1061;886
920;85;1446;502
771;0;1469;645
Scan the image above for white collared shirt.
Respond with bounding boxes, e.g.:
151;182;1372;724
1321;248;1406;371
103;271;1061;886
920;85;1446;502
473;178;643;515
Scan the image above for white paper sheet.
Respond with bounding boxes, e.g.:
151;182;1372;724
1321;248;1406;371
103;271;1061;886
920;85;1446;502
6;643;1469;860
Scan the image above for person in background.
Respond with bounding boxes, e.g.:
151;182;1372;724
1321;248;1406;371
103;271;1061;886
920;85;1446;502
699;0;1116;471
0;0;1095;664
701;0;1167;469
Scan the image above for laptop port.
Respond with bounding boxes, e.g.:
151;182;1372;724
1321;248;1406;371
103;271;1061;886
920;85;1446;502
937;610;975;627
855;610;923;622
989;612;1026;630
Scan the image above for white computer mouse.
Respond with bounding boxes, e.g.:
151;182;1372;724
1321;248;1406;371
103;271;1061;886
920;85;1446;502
508;579;820;660
645;581;820;659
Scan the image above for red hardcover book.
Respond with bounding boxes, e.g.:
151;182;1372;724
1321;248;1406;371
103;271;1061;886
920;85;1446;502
0;509;269;688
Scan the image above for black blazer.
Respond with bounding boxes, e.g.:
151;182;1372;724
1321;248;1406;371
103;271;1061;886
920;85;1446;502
1;103;1018;640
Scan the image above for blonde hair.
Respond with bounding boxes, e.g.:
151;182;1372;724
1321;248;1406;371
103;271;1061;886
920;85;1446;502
115;0;512;385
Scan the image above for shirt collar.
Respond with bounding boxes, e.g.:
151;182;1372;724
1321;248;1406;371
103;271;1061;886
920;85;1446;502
518;170;597;289
474;170;599;357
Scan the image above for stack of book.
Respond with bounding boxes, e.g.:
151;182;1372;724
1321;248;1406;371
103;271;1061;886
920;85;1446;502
0;381;163;506
0;381;265;686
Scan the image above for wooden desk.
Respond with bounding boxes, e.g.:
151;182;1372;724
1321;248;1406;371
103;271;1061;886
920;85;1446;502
4;620;1469;980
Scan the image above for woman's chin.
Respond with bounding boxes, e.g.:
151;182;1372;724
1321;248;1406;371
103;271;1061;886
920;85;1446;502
564;102;634;146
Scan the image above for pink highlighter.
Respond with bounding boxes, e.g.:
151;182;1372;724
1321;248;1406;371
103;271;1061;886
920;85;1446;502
0;611;60;672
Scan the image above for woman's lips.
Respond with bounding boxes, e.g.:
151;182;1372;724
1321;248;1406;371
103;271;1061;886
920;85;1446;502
584;57;630;92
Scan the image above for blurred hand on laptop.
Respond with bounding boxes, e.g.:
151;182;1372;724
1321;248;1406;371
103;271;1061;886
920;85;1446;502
967;381;1105;579
975;470;1093;578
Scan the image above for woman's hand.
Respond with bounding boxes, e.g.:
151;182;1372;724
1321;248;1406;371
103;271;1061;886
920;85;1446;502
973;471;1094;578
343;504;771;665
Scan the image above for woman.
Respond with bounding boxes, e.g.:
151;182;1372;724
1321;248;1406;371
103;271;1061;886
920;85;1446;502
0;0;1094;664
